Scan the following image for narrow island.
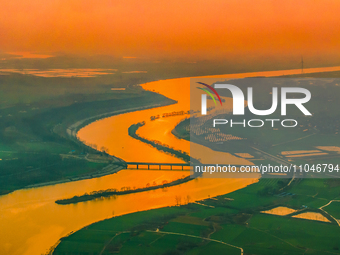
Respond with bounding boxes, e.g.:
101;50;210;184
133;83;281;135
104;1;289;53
55;175;191;205
128;121;191;162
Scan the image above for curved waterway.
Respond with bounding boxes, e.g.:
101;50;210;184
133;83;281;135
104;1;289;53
1;66;340;255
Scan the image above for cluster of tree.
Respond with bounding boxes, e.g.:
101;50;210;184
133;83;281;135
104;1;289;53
174;195;191;206
150;110;191;121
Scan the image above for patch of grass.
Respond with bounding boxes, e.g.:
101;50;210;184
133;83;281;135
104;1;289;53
186;241;240;255
171;216;210;226
162;222;209;236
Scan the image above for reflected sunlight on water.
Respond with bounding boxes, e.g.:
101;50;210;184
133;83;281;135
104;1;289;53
2;65;340;254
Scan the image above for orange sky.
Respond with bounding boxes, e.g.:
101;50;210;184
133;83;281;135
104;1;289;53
1;0;340;59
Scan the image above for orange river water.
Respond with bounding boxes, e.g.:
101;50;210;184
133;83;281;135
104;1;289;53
1;66;340;255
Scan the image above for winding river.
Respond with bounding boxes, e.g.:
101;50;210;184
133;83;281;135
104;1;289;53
1;66;340;255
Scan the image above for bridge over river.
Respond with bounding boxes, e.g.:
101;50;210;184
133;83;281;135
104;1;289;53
123;162;191;171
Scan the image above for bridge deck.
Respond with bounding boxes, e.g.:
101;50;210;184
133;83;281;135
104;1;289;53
124;162;191;170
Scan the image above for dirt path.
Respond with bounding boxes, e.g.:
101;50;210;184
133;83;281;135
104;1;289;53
147;230;244;255
98;231;129;255
319;200;340;227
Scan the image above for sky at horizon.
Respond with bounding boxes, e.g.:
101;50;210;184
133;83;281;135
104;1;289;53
1;0;340;61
